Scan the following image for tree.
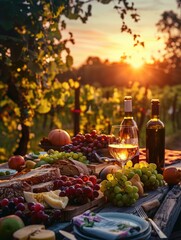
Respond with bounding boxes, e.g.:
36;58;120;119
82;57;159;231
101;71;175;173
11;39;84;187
156;0;181;70
156;0;181;130
0;0;141;156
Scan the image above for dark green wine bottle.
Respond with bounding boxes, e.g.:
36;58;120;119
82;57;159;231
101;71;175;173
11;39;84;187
121;96;139;164
146;99;165;173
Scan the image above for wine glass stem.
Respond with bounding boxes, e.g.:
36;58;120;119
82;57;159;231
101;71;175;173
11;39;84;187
121;161;125;169
116;160;125;169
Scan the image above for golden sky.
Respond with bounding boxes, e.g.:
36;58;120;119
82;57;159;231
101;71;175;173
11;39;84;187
63;0;178;68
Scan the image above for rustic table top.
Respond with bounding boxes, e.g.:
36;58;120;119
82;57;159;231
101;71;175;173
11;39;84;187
1;149;181;240
50;149;181;240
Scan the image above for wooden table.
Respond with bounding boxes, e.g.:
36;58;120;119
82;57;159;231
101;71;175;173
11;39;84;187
49;150;181;240
1;149;181;239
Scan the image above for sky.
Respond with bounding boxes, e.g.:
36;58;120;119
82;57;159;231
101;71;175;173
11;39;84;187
63;0;178;68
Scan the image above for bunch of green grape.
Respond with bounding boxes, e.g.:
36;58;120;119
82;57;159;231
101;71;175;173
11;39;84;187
123;160;165;191
100;160;165;207
40;149;89;164
100;171;140;207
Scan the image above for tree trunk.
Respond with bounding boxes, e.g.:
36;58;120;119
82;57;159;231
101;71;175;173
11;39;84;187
73;86;80;135
14;123;30;156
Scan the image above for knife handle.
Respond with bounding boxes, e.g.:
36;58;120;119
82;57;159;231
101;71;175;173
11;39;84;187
147;218;167;239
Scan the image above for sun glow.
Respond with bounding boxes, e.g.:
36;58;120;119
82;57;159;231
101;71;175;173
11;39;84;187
127;54;146;69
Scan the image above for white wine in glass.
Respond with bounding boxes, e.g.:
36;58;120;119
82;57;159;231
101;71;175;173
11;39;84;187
108;125;139;168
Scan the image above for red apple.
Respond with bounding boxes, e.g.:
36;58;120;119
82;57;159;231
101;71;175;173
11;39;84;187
8;155;25;171
0;215;25;240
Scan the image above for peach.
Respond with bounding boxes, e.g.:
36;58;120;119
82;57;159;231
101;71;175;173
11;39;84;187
163;167;181;185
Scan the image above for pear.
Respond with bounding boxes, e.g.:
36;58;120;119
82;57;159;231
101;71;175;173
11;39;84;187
130;174;144;197
13;225;45;240
0;215;25;240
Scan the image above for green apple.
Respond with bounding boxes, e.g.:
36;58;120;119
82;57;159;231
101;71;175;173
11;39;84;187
0;215;25;240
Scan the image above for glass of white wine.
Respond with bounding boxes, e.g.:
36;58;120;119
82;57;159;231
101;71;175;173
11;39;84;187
108;125;139;168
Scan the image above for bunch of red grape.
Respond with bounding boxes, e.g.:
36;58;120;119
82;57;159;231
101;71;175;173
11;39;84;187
61;130;109;162
0;196;61;226
53;174;100;204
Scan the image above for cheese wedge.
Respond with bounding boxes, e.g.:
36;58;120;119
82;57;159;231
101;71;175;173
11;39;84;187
23;190;68;209
23;192;49;208
43;194;68;209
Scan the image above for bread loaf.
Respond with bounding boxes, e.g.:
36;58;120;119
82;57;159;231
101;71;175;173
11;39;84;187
51;159;90;176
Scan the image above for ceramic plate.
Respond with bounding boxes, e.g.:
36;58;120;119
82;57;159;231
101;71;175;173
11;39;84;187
73;212;150;240
0;168;17;180
74;225;151;240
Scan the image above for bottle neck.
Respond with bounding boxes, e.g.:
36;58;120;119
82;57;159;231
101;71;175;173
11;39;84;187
124;112;133;119
124;99;133;118
151;103;160;119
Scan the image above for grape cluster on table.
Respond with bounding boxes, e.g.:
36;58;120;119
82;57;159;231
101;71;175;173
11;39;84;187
39;150;89;165
53;174;100;205
100;160;165;207
61;130;109;162
0;196;61;226
124;160;165;190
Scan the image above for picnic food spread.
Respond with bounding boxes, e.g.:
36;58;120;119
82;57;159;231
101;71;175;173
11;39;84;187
0;128;181;240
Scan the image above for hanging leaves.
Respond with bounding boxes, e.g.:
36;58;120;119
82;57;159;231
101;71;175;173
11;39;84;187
36;99;51;114
66;54;73;68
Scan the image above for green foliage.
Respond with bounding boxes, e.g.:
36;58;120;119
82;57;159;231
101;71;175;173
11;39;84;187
156;9;181;69
1;0;180;159
0;83;180;161
0;0;143;155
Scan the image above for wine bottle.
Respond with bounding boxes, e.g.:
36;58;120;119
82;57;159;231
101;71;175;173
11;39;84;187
146;99;165;173
121;96;139;163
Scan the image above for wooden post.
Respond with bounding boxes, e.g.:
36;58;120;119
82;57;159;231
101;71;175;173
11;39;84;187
73;86;80;136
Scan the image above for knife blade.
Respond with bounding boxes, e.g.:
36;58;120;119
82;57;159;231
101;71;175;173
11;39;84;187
59;230;77;240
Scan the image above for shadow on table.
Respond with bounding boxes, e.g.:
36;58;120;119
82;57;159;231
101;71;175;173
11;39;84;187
169;212;181;240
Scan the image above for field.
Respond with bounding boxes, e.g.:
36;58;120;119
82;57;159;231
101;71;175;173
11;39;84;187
0;84;181;161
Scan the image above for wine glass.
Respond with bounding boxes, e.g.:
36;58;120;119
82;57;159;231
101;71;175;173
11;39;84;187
108;125;138;168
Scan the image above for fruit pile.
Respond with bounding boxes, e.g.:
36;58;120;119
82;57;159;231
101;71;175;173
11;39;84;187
0;196;61;226
0;174;100;226
100;160;165;207
53;174;100;204
61;130;109;162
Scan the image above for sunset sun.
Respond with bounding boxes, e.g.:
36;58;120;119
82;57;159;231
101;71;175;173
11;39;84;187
127;54;146;69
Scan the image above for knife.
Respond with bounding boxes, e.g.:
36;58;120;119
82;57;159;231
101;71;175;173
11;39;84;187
59;230;77;240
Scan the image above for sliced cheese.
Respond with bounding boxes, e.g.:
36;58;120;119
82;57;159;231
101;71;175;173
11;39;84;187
23;191;49;208
43;194;68;209
42;190;61;200
23;190;68;209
